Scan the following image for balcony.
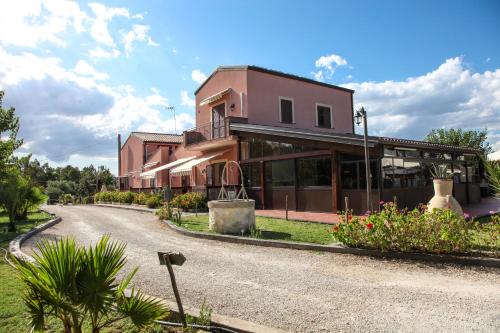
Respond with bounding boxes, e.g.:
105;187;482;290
183;117;246;150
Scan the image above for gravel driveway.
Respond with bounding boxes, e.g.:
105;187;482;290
24;205;500;332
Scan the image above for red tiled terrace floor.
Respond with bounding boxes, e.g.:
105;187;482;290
255;210;342;224
255;197;500;224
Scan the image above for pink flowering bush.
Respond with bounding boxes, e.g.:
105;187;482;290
331;202;477;254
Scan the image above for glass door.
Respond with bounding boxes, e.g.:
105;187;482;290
211;103;225;139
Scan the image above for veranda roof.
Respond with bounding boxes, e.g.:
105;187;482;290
170;151;227;176
139;156;196;178
199;88;231;106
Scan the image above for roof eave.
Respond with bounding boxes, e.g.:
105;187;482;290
194;65;355;95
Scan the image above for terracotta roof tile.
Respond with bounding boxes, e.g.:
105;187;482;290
378;137;480;153
131;132;183;144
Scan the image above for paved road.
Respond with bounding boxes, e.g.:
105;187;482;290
25;205;500;332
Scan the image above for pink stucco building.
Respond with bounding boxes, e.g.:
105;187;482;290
119;65;481;213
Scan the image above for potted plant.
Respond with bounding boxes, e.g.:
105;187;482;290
427;164;463;215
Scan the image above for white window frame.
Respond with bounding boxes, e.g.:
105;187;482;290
315;103;333;128
278;96;295;124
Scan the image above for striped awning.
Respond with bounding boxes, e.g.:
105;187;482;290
140;156;196;178
199;88;231;106
170;151;227;176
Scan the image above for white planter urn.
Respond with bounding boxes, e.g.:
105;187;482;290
427;179;463;215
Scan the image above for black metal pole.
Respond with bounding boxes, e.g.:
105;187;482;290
164;255;187;328
361;108;372;212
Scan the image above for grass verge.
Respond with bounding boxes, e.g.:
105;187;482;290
0;210;55;332
0;211;177;333
178;215;334;245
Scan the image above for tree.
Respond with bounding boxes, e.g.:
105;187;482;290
14;155;58;187
58;165;81;183
45;180;78;202
0;167;28;231
14;236;168;333
424;128;493;155
15;186;47;220
97;165;116;191
0;91;23;174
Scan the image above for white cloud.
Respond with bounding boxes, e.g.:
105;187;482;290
315;54;347;70
312;53;348;81
0;47;194;167
191;69;207;84
123;24;158;55
89;47;121;60
147;37;160;47
74;60;109;81
343;57;500;157
180;90;195;108
0;1;154;59
88;2;130;47
0;0;88;47
311;70;324;81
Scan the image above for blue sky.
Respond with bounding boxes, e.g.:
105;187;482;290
0;0;499;173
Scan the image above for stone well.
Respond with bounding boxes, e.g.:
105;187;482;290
208;199;255;234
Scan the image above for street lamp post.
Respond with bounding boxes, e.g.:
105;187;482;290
354;107;372;212
165;106;177;134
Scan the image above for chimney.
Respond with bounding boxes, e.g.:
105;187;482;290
117;134;122;178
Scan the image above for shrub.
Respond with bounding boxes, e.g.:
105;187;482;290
331;203;477;254
170;192;207;210
15;185;47;220
171;210;182;225
134;192;148;205
82;196;92;204
0;167;29;231
156;202;173;220
108;191;121;203
45;180;77;202
118;191;135;204
13;236;169;333
59;193;73;205
146;195;163;208
99;191;111;202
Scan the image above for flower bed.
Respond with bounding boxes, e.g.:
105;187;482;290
93;191;163;208
330;202;499;256
93;191;207;210
169;192;207;210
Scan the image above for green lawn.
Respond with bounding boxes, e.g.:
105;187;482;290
179;215;334;245
0;210;52;245
0;210;55;333
0;211;173;333
471;214;500;253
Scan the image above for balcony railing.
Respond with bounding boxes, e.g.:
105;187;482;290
184;118;230;146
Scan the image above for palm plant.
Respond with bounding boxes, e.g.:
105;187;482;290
0;166;28;231
483;159;500;198
430;163;452;180
13;235;168;333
